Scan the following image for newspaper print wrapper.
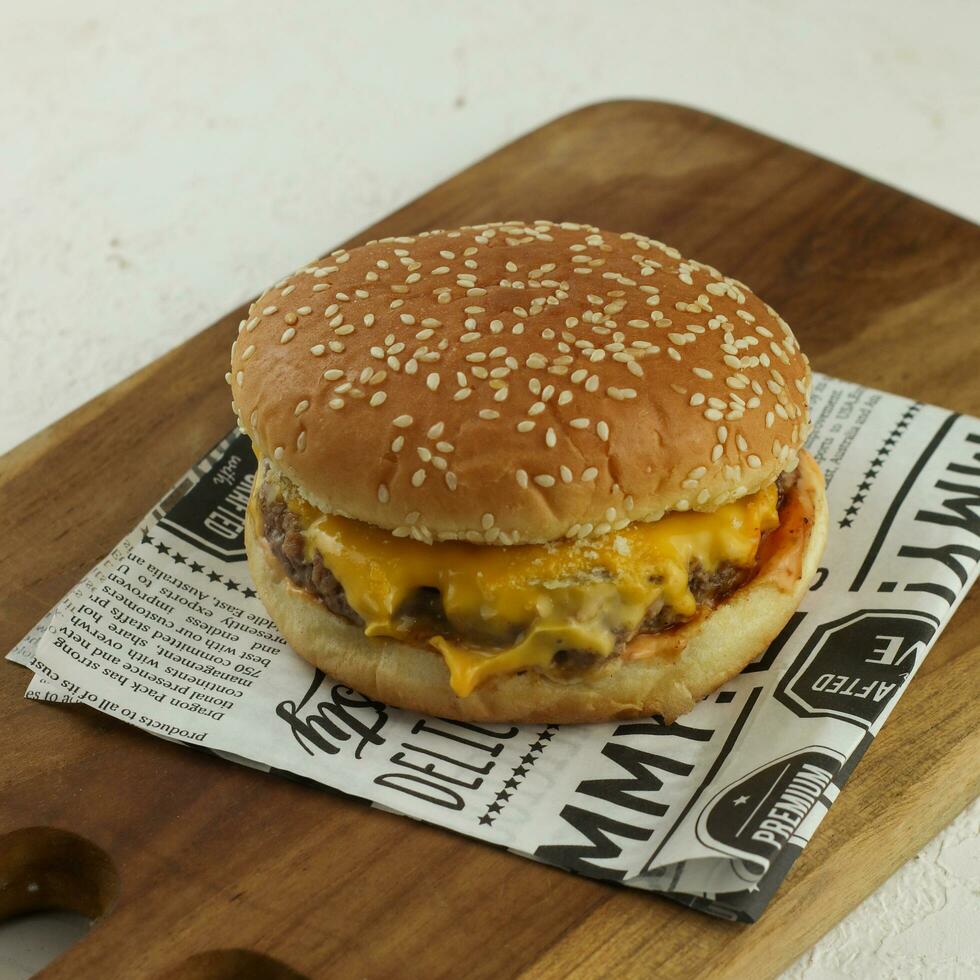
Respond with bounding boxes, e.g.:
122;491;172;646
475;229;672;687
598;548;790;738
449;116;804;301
8;372;979;922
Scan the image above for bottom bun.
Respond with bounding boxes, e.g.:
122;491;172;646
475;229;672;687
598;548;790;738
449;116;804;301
246;452;827;724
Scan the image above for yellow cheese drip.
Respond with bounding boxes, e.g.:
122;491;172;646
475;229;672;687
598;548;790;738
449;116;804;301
272;474;779;697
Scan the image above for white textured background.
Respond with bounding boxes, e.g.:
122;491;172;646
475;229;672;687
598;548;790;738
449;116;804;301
1;1;978;977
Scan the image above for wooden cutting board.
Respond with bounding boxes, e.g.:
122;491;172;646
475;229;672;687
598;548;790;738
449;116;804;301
1;100;978;980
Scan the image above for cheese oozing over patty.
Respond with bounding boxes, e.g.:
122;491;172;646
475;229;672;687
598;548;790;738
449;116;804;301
260;465;780;697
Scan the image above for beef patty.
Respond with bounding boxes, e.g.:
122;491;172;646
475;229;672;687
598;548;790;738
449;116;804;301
259;469;795;672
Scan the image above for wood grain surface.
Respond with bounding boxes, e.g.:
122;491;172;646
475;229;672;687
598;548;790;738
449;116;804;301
1;100;978;980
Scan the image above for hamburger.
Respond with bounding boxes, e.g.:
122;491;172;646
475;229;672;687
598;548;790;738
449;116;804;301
228;220;827;723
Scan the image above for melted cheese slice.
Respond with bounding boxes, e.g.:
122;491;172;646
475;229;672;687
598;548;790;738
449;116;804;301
266;469;779;697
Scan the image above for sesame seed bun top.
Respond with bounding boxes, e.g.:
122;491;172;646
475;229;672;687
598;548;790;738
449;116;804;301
229;220;811;545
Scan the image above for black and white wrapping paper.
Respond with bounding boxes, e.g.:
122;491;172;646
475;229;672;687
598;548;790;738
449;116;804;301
8;373;978;921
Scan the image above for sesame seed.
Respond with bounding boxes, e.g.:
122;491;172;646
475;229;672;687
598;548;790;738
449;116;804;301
607;386;637;401
426;373;440;391
747;454;762;469
479;409;500;420
596;420;609;441
328;398;344;410
690;393;705;406
323;368;344;380
370;392;387;407
391;435;405;452
445;472;458;491
533;474;556;488
517;420;535;433
704;408;723;421
528;401;546;416
262;305;277;315
516;469;529;489
378;484;390;503
545;428;557;448
274;446;284;460
294;400;309;416
393;415;414;428
453;388;472;401
582;467;599;481
280;328;296;344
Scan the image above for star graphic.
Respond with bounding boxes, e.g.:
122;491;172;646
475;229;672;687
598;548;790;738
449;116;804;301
521;753;535;765
190;561;204;574
488;802;502;814
155;541;170;555
530;742;544;753
225;579;240;592
514;766;527;778
505;778;519;790
242;587;257;599
854;493;866;504
208;570;222;583
864;468;877;480
479;815;495;826
538;729;556;741
140;528;153;544
499;790;512;802
733;795;751;805
839;518;853;528
879;447;891;457
845;505;859;517
172;552;186;565
858;481;871;492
